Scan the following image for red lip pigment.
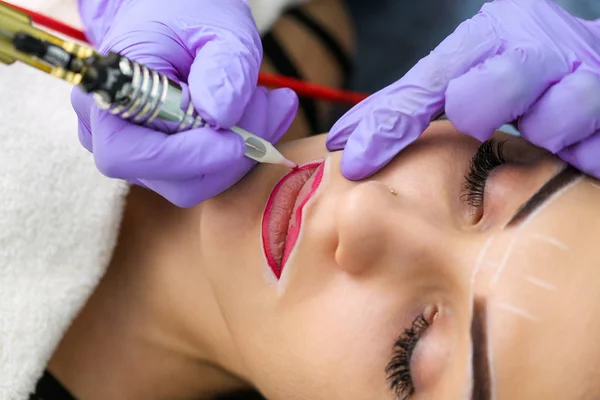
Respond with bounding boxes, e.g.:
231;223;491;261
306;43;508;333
261;161;325;278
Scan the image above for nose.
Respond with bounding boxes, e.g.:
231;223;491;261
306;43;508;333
333;180;455;278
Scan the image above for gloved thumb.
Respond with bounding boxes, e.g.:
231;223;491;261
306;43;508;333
331;14;501;181
187;32;262;129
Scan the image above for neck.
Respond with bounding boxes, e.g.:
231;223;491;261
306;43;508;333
124;186;252;380
50;186;251;399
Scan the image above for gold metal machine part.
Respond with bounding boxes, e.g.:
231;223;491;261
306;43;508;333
0;2;297;166
0;2;96;85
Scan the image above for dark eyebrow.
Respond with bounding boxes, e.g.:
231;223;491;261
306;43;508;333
470;298;491;400
507;165;582;227
467;167;581;398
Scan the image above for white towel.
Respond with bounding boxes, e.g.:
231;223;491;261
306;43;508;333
0;0;304;398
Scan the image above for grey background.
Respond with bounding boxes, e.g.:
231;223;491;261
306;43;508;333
331;0;600;124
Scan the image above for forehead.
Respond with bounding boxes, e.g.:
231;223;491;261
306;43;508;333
471;180;600;399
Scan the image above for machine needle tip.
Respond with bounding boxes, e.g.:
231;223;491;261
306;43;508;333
281;158;298;170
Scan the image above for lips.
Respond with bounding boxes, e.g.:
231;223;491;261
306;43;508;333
262;161;325;279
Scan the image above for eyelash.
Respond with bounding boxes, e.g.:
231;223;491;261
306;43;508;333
385;314;431;399
461;139;508;209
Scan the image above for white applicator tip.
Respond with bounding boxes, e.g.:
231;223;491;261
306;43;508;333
230;125;298;169
281;158;298;169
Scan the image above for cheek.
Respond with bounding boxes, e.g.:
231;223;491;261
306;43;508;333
484;247;600;398
472;208;600;397
247;280;410;399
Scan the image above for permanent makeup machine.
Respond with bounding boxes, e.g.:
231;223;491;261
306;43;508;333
0;2;301;168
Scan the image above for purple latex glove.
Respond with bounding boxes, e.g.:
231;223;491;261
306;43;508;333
72;0;298;207
327;0;600;180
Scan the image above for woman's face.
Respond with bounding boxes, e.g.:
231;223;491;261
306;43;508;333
198;121;600;399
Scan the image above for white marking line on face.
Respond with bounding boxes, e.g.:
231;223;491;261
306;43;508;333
527;233;568;250
487;309;497;400
472;236;495;285
494;301;539;322
523;275;557;291
469;236;496;399
485;178;582;399
461;346;474;400
490;237;517;286
588;181;600;190
492;177;583;286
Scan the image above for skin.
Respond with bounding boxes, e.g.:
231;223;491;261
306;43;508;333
50;121;600;399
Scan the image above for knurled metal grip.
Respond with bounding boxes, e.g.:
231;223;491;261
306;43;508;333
92;55;206;132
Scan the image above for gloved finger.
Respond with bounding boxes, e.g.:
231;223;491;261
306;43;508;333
71;88;95;152
445;46;569;141
76;0;121;46
326;100;366;152
330;14;502;179
90;107;245;181
558;131;600;179
187;30;261;128
139;155;253;208
236;87;299;143
581;17;600;36
99;22;194;81
266;88;299;142
125;178;147;188
519;68;600;153
338;106;428;180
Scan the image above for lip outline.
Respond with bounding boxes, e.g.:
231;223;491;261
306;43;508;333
262;160;326;279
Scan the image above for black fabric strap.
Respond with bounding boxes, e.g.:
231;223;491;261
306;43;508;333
215;389;267;400
262;31;320;135
30;370;268;400
30;370;77;400
286;8;353;88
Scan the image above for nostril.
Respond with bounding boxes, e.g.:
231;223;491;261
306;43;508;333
333;179;447;278
335;228;384;275
333;182;391;275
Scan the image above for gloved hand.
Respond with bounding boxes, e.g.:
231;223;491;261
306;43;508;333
72;0;298;207
327;0;600;180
